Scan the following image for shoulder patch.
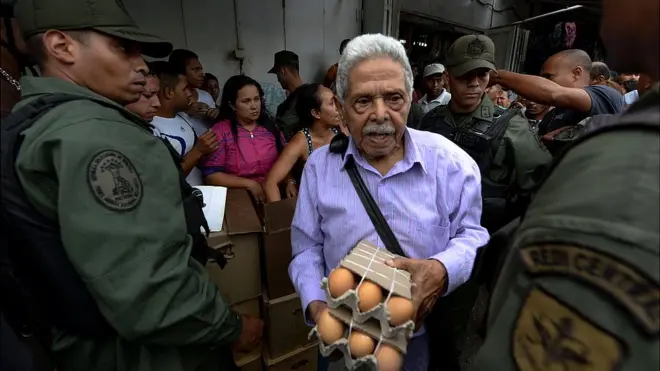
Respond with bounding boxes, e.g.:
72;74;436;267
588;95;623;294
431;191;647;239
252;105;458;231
87;150;143;211
513;287;624;371
520;244;660;335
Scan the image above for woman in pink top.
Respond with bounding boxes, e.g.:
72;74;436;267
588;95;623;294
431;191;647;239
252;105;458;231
202;75;285;202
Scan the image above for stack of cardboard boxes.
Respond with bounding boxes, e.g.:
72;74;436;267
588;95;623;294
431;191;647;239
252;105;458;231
205;190;316;371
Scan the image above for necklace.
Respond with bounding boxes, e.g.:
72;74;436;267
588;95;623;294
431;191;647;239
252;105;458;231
0;67;21;91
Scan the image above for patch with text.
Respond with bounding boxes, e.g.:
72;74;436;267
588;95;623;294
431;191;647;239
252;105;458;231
520;244;659;335
514;287;623;371
87;150;143;211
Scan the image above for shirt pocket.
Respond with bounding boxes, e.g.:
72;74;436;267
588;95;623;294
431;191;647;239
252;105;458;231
406;219;451;258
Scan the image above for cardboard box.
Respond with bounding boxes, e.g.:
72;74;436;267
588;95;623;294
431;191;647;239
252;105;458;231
235;344;263;371
264;342;318;371
262;198;297;299
263;291;316;359
206;189;263;305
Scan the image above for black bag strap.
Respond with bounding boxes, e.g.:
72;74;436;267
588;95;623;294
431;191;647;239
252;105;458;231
329;134;406;257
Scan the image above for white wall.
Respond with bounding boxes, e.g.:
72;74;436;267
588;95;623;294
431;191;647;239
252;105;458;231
124;0;360;84
123;0;360;111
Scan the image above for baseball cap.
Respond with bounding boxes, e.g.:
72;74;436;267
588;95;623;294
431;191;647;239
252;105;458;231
15;0;173;58
423;63;446;78
445;35;496;77
268;50;299;74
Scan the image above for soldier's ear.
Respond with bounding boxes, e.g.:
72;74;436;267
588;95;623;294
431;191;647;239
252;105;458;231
42;30;78;65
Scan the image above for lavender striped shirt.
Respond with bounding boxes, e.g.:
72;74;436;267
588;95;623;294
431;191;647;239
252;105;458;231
289;128;489;325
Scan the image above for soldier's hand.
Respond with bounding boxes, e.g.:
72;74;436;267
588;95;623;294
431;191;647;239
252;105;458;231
385;257;447;330
233;315;264;353
247;181;265;204
195;130;220;155
188;102;210;118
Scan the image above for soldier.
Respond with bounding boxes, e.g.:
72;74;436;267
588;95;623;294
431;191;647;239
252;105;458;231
0;0;262;370
418;35;552;371
469;0;659;369
419;35;552;234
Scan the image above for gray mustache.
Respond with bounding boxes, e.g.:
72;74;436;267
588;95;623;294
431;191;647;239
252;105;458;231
363;122;395;135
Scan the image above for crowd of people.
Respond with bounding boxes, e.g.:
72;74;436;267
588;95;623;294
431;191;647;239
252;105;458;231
1;0;658;370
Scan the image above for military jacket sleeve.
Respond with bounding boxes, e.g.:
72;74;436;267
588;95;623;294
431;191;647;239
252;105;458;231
16;112;241;346
469;126;660;371
499;114;552;190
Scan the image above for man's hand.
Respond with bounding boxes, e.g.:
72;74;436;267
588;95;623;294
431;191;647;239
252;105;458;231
247;181;265;203
307;300;328;325
489;69;502;85
307;300;343;361
205;107;220;121
195;130;220;155
188;102;210;119
285;180;298;199
232;314;264;353
385;258;448;330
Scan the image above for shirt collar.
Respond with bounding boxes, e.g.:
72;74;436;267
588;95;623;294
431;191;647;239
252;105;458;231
421;90;447;104
342;128;428;176
18;76;149;128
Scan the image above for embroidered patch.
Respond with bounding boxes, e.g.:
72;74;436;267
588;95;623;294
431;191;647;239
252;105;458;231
467;38;485;56
481;106;491;119
87;150;143;211
513;287;623;371
520;244;660;335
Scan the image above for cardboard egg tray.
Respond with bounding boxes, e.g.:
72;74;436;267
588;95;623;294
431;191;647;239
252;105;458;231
322;240;415;339
309;306;407;371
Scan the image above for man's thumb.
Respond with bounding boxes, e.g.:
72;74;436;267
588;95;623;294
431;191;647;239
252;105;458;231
385;257;411;270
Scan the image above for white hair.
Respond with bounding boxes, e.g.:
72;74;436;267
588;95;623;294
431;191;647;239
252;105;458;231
336;34;414;103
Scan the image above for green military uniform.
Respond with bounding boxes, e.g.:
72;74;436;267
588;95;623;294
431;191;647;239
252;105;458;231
419;35;552;371
406;101;424;129
276;90;300;141
11;1;241;370
421;95;551;195
419;35;552;232
469;84;660;371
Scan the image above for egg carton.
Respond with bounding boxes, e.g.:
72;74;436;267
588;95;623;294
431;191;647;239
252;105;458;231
322;240;415;339
309;306;407;371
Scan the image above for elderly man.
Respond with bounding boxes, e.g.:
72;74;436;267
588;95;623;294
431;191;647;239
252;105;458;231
288;33;489;371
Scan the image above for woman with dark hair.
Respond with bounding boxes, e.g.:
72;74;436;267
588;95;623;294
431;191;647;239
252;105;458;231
201;75;285;202
202;72;220;102
263;83;343;202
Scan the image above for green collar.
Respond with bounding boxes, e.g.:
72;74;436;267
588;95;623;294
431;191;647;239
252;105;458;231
19;76;147;127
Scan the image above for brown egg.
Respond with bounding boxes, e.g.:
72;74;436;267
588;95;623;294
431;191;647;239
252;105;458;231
357;280;383;312
327;268;356;298
386;296;414;326
375;344;403;371
348;331;376;358
316;309;345;344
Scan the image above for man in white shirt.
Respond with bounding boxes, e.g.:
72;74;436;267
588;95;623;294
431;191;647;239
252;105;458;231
151;63;219;186
169;49;217;136
419;63;451;115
